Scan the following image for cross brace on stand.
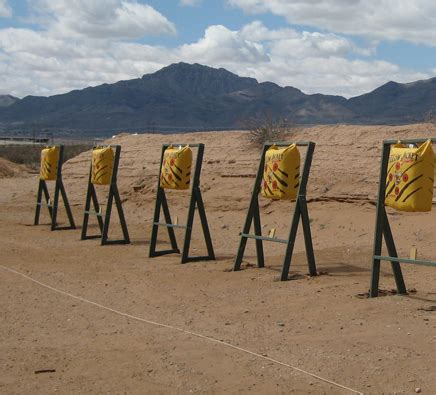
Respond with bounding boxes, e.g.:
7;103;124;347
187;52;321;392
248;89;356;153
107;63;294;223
34;145;76;231
81;145;130;245
149;143;215;263
370;138;436;297
233;141;317;281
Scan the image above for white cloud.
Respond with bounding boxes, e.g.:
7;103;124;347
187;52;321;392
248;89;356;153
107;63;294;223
245;57;427;98
0;0;11;17
229;0;436;46
0;24;175;97
0;20;430;98
270;31;354;58
33;0;176;39
179;24;268;63
175;23;428;97
0;28;78;58
179;0;202;6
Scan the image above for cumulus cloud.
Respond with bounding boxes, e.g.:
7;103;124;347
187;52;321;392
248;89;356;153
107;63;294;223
32;0;176;39
229;0;436;46
176;22;428;97
179;0;202;6
0;1;176;96
179;24;268;64
0;17;430;98
178;22;371;68
0;0;12;17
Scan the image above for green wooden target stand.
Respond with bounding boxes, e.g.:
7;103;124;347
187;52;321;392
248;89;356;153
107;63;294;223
34;145;76;231
233;141;317;281
370;138;436;297
81;145;130;245
149;143;215;263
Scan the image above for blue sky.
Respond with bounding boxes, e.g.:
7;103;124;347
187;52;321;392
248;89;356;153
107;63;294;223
0;0;435;98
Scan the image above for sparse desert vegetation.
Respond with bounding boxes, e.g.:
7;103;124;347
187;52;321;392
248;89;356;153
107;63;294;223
245;113;293;148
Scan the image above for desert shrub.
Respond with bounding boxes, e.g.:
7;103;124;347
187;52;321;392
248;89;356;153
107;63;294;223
245;113;293;149
0;144;90;169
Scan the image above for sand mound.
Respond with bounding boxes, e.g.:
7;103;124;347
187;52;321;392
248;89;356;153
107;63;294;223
62;123;436;208
0;157;30;178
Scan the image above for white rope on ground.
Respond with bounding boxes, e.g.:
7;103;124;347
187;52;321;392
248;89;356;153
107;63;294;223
1;264;363;394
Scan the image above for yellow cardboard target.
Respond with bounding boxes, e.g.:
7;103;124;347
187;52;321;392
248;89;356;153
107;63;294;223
40;146;60;181
261;144;300;200
91;146;114;185
160;145;192;190
385;139;434;212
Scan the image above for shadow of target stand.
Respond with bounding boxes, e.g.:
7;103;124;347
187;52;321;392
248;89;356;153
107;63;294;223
149;143;215;263
370;137;436;297
34;144;76;231
233;141;317;280
81;145;130;245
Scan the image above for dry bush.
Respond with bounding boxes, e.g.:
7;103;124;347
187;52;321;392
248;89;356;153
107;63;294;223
0;144;90;169
245;113;293;149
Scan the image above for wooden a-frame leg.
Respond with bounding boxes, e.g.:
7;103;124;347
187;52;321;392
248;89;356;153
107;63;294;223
81;183;103;240
42;181;53;219
234;203;255;271
299;196;317;276
233;197;264;270
252;197;264;268
59;181;76;229
280;199;302;281
149;188;179;257
233;145;267;271
194;188;215;260
160;189;179;251
148;193;161;257
181;187;197;264
50;179;61;231
34;180;54;226
81;183;92;240
370;203;386;297
34;180;44;225
83;183;129;245
381;208;407;295
100;184;130;245
101;185;115;245
90;185;104;232
181;187;215;263
112;184;130;244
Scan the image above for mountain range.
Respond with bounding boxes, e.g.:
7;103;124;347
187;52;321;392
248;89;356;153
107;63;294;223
0;62;434;135
0;95;19;108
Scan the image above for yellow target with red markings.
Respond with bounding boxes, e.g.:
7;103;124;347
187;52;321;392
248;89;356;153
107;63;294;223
160;145;192;190
40;146;60;181
91;146;114;185
385;139;434;212
261;144;300;200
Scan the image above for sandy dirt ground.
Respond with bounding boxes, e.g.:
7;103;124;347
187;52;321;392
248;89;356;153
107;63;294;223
1;124;436;394
0;157;30;178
